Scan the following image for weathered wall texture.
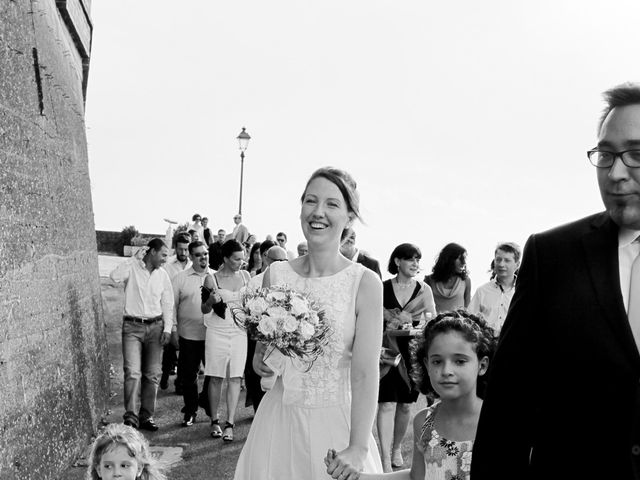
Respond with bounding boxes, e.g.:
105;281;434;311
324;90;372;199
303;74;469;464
0;1;109;479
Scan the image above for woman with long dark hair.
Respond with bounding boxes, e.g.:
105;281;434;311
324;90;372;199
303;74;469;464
246;241;262;276
424;243;471;312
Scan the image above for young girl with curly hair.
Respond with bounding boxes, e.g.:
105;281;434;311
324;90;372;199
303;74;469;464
87;423;165;480
333;310;496;480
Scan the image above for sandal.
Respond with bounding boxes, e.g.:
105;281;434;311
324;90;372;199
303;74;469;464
222;422;234;442
210;419;222;438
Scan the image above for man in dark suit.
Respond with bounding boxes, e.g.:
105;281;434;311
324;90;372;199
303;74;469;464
340;227;382;278
472;83;640;479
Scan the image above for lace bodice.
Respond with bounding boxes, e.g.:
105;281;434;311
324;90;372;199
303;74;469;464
269;261;365;408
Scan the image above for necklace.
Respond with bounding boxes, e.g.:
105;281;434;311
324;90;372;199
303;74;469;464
395;278;413;289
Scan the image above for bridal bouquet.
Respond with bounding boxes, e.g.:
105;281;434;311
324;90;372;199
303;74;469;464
231;284;332;366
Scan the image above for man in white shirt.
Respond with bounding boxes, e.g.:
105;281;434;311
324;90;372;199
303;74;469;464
172;241;212;426
160;233;192;392
468;242;521;332
110;238;174;431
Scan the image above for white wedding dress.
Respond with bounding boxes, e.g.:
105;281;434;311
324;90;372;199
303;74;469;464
233;261;382;479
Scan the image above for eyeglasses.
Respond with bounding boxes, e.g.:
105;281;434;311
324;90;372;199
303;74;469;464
276;238;286;243
587;149;640;168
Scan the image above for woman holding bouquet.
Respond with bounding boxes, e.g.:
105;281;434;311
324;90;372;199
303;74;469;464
376;243;436;472
234;167;384;479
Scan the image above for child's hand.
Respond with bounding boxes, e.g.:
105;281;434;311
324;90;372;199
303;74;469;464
324;448;337;468
325;446;364;480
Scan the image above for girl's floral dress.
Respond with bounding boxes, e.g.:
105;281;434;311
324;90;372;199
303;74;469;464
416;402;474;480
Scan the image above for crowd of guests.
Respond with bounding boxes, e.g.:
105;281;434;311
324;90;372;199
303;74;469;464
108;205;521;462
93;82;640;480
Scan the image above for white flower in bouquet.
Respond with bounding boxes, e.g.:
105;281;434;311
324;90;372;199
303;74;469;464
247;297;269;315
267;290;287;302
290;295;309;316
231;284;332;366
266;305;288;322
299;321;315;339
307;310;319;326
282;315;299;333
258;316;278;336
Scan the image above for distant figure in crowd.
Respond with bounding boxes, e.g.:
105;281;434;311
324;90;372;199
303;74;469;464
472;83;640;479
255;240;276;275
244;234;257;256
230;214;250;246
352;310;496;480
244;244;289;413
87;423;166;480
246;241;262;276
236;167;383;479
468;242;521;333
376;243;436;472
202;217;213;246
297;240;308;257
172;241;212;427
209;229;226;270
110;238;174;431
201;239;250;442
340;226;382;278
276;231;296;260
424;243;471;312
160;233;192;393
188;229;199;243
189;213;204;239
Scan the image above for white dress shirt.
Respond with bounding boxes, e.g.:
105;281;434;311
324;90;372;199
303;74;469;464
619;228;640;312
110;258;174;333
468;278;516;332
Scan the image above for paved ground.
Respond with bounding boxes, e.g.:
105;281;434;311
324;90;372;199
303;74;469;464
62;255;424;479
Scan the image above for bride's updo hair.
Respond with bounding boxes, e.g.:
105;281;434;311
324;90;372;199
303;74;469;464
301;167;362;222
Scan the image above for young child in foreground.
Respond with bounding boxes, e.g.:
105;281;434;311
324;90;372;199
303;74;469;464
326;309;497;480
86;423;166;480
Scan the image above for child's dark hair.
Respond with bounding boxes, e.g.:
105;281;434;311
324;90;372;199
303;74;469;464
86;423;166;480
410;309;497;399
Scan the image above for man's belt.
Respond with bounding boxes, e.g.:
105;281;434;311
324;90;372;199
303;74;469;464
123;315;163;324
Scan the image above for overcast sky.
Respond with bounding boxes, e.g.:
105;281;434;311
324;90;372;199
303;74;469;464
85;0;640;286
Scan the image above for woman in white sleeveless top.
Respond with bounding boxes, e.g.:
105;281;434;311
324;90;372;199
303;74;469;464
202;239;250;442
234;167;383;480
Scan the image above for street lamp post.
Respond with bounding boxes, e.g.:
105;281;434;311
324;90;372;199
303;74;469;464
236;127;251;215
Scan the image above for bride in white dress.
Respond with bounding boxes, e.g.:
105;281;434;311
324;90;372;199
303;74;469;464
234;167;383;480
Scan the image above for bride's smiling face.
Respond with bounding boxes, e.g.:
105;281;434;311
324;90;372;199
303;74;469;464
300;177;352;246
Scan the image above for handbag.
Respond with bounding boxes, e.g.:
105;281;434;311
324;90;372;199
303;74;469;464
379;347;402;379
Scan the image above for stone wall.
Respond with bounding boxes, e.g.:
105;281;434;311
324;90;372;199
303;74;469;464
0;1;109;479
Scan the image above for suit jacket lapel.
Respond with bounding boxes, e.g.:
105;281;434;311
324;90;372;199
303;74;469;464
581;213;640;365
